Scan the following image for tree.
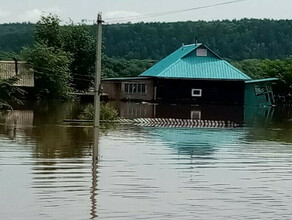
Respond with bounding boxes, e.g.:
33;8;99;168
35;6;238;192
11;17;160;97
36;15;96;91
63;23;96;91
22;43;72;100
233;59;292;100
35;14;63;48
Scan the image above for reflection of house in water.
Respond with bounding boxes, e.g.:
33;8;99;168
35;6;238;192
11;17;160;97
110;102;155;119
0;110;34;137
3;110;34;125
112;102;244;123
145;127;246;157
244;106;274;125
113;101;275;127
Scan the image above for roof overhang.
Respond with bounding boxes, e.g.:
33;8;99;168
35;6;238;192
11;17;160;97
102;77;151;81
151;76;247;81
245;78;278;84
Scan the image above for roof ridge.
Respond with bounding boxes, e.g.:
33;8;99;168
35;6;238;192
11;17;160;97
140;44;200;77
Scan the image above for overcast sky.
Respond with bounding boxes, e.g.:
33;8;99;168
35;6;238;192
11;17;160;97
0;0;291;24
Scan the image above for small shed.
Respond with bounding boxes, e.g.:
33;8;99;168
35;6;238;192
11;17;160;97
102;43;277;106
0;61;34;87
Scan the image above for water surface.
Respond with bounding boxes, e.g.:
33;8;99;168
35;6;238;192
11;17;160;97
0;102;292;219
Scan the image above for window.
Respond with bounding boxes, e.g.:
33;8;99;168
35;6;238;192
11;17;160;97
124;83;147;94
254;84;267;96
196;49;207;57
191;110;201;120
191;89;202;97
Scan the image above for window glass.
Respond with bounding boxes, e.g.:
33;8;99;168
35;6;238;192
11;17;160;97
125;84;129;93
124;83;147;94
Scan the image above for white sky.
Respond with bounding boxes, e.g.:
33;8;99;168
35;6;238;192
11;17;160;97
0;0;291;24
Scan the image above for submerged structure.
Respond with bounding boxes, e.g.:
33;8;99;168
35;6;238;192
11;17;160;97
102;43;277;106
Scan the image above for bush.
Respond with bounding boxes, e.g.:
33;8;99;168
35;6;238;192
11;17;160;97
0;76;25;110
79;103;118;121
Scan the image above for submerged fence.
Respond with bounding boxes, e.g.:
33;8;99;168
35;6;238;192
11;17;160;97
64;118;240;128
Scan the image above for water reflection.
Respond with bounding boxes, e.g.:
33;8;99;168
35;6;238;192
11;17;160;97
91;127;99;219
1;102;292;219
144;127;246;157
246;107;292;143
111;102;245;124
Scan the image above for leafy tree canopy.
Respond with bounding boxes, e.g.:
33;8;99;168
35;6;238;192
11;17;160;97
22;43;73;100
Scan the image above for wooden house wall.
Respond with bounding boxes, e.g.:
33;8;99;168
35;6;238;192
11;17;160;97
0;61;34;87
102;79;154;101
154;104;244;123
244;82;274;106
102;81;122;100
155;79;245;105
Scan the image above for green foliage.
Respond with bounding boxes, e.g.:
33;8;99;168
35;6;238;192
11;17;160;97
79;103;118;120
102;55;156;78
63;23;96;91
2;19;292;60
21;14;97;99
22;43;73;100
35;14;63;48
100;103;119;120
35;15;96;91
233;59;292;96
102;19;292;60
0;76;25;109
0;22;34;52
0;51;23;61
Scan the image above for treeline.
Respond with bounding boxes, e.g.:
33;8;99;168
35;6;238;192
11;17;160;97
1;19;292;60
1;16;292;103
0;23;34;51
232;59;292;99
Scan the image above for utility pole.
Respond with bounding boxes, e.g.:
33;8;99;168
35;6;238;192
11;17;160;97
94;13;103;127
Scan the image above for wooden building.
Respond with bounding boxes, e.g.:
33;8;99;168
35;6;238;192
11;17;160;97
102;43;277;106
0;61;34;87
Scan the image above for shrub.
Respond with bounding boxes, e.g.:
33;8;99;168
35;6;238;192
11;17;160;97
79;103;118;121
0;76;25;110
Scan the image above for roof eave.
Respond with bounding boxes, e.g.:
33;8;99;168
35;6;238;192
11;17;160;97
148;76;249;81
245;78;279;84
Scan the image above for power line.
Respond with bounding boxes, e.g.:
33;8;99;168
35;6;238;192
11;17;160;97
106;0;249;23
33;69;93;82
29;65;94;79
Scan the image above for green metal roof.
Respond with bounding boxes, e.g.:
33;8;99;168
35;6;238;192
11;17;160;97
140;44;251;81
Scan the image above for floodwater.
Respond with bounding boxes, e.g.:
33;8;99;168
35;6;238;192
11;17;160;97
1;102;292;220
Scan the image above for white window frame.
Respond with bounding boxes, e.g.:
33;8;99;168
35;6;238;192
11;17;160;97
123;83;147;94
191;89;202;97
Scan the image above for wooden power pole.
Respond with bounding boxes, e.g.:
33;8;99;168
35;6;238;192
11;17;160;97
94;13;103;127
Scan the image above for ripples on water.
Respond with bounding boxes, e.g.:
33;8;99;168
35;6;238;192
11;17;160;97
0;102;292;219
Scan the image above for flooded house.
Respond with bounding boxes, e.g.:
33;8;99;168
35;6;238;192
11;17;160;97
102;43;277;106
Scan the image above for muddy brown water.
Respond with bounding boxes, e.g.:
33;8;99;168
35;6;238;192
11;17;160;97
1;102;292;219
